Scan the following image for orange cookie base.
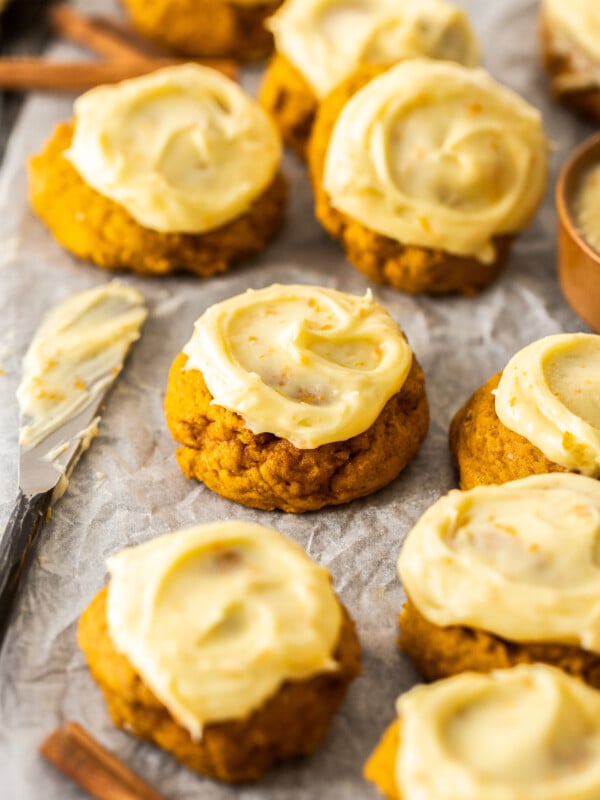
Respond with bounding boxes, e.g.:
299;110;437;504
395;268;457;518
364;721;402;800
28;121;287;277
399;599;600;689
165;352;429;513
259;54;318;160
449;372;569;489
540;13;600;125
122;0;282;60
307;66;512;296
78;587;361;783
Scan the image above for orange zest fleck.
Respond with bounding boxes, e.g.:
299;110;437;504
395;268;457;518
419;216;432;234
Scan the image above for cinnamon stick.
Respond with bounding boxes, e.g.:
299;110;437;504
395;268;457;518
0;57;238;91
50;6;154;61
40;721;167;800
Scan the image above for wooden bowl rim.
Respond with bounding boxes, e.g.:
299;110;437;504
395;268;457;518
556;131;600;267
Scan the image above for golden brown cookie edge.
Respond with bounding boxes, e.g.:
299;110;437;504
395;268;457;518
164;350;429;512
78;584;361;783
28;120;287;277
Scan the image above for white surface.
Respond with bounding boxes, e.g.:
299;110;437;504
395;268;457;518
0;1;596;798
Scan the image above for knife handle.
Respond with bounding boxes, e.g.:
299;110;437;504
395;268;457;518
0;489;53;651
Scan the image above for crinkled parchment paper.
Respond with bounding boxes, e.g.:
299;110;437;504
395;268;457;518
0;1;596;797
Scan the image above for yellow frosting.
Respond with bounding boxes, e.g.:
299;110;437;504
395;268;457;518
106;521;342;738
544;0;600;68
17;282;146;448
575;164;600;253
323;59;548;264
183;284;413;449
394;665;600;800
66;64;281;234
269;0;479;98
495;333;600;476
398;473;600;652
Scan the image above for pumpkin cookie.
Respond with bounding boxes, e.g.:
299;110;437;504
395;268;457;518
540;0;600;124
397;473;600;688
450;333;600;489
308;60;548;295
122;0;283;60
165;284;429;512
78;521;361;783
29;65;286;277
260;0;479;158
365;665;600;800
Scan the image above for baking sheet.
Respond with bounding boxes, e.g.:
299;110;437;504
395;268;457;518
0;0;597;797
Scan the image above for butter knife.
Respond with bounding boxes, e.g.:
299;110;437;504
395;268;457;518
0;282;147;649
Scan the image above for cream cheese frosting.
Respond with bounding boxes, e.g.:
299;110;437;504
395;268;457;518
393;665;600;800
398;473;600;652
544;0;600;73
269;0;479;98
323;59;549;264
106;521;342;738
17;282;146;448
182;284;413;449
494;333;600;476
575;164;600;253
66;64;282;234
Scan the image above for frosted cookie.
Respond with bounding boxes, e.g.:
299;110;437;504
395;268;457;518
365;664;600;800
397;473;600;686
165;284;429;512
29;65;286;277
450;333;600;489
260;0;479;158
78;521;361;783
122;0;283;60
308;60;549;295
541;0;600;124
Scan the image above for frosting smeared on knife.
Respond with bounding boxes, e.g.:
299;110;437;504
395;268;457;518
17;282;147;448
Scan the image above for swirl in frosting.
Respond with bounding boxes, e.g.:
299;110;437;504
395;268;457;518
323;59;549;264
269;0;479;98
495;333;600;476
66;64;282;234
393;665;600;799
183;284;413;448
398;473;600;652
106;521;342;738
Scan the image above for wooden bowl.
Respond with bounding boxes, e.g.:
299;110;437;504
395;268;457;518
556;132;600;332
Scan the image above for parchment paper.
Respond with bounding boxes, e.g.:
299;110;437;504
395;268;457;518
0;1;597;797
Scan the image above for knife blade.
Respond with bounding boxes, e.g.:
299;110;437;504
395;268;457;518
0;281;147;649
